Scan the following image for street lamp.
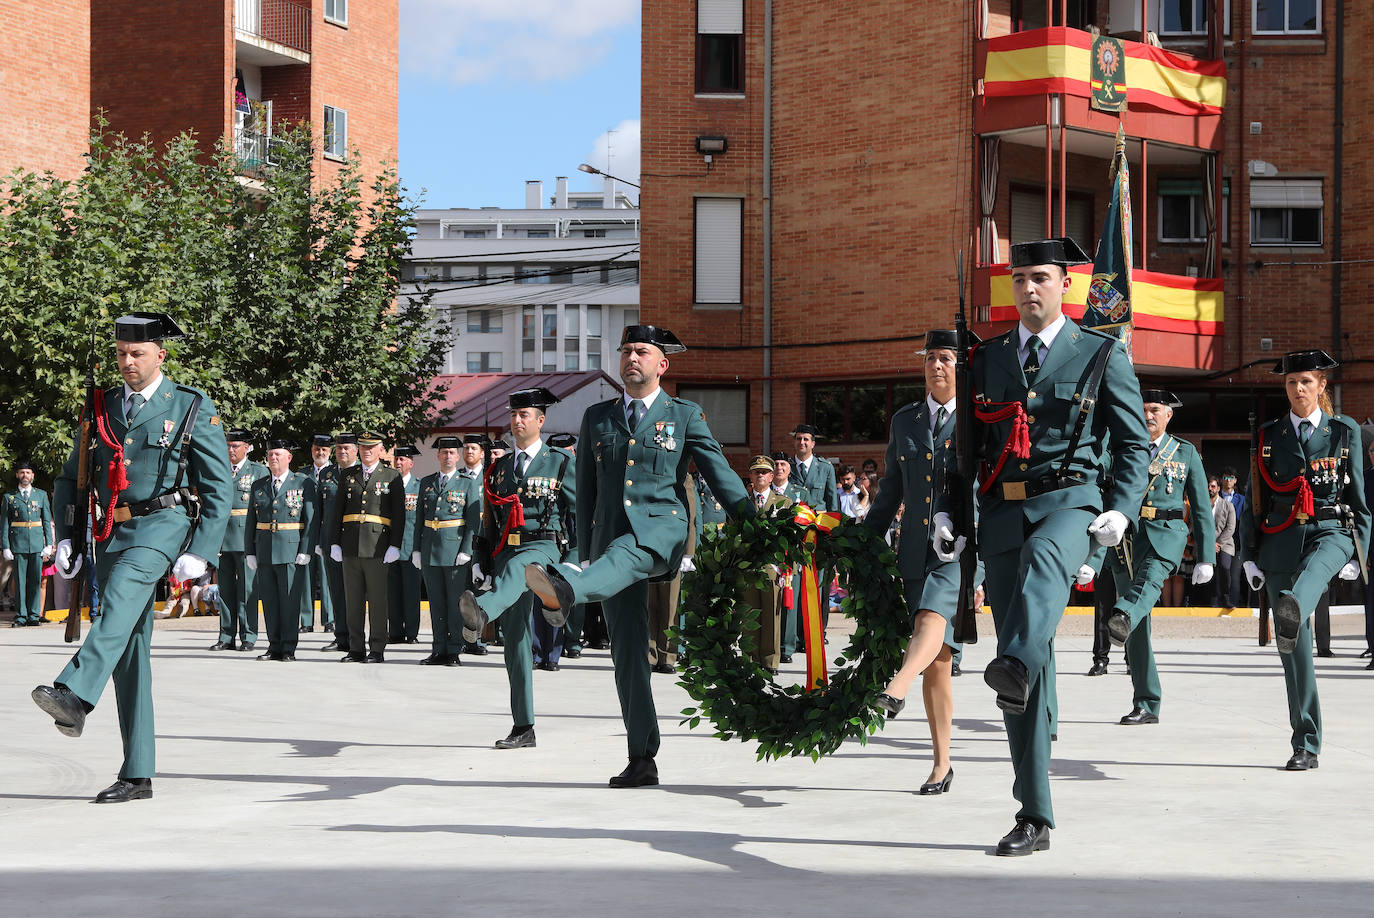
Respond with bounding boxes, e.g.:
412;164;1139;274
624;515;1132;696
578;162;641;189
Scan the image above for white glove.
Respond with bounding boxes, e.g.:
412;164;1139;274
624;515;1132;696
1338;561;1361;581
1192;562;1214;585
55;539;80;579
679;556;696;573
244;554;258;571
411;551;423;570
330;544;342;563
561;561;584;576
1243;560;1265;590
2;548;12;561
383;546;401;565
931;512;965;563
472;563;485;583
1075;564;1095;587
294;553;311;566
171;553;208;582
1088;510;1129;547
455;552;471;566
41;545;54;561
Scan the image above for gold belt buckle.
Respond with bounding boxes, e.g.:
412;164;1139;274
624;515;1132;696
1296;512;1310;523
508;533;521;546
1002;481;1027;501
1139;507;1156;520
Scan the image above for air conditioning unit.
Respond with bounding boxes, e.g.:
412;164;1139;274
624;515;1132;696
1249;160;1278;177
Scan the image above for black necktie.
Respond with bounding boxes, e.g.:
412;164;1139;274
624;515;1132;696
626;399;641;428
273;479;282;496
935;405;948;432
1023;335;1043;381
127;393;146;422
516;451;528;478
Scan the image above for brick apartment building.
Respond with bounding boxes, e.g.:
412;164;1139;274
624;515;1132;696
1;0;397;190
642;0;1374;474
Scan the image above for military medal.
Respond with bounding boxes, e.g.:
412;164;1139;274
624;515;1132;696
157;418;174;448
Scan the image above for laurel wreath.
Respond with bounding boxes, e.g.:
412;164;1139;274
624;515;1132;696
676;508;910;761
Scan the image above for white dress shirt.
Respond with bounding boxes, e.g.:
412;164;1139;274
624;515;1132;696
1017;314;1067;367
1290;407;1323;438
122;372;164;419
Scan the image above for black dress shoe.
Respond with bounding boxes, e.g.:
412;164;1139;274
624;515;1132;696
1106;610;1132;646
652;661;675;674
951;662;962;677
495;726;537;749
459;590;489;634
321;641;343;652
983;656;1031;715
872;693;905;719
1273;591;1302;654
419;653;445;665
609;756;659;788
256;651;280;661
1086;660;1109;677
443;653;463;666
1366;659;1374;671
766;667;779;676
1051;733;1058;742
209;641;235;651
1119;706;1159;725
238;642;256;652
341;652;366;662
918;766;953;796
465;642;488;656
323;622;335;633
1315;648;1334;658
563;646;582;659
537;660;560;672
401;636;419;644
780;654;793;664
280;653;296;661
996;820;1050;856
1360;649;1372;659
32;684;87;737
365;651;385;663
525;564;573;627
10;620;24;627
94;777;152;804
299;625;314;633
593;639;611;650
1285;750;1319;771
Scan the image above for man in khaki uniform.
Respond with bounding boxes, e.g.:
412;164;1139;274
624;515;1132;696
742;455;793;673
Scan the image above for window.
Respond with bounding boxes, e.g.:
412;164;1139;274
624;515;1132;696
1158;179;1230;243
323;105;347;159
694;197;743;304
581;229;607;238
541;306;558;371
585;306;603;369
449;266;480;285
483;266;514;285
412;264;441;281
519;264;553;285
1162;0;1230;35
1009;185;1094;253
324;0;347;26
605;264;640;285
462;229;488;239
677;386;748;445
1250;179;1322;246
1253;0;1319;34
1012;0;1094;30
526;230;550;239
466;352;502;373
467;309;503;334
696;0;743;94
807;380;925;443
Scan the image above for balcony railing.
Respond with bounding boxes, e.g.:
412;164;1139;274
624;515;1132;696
234;125;284;174
236;0;311;54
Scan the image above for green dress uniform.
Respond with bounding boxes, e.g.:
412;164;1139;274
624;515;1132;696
1240;360;1370;760
1101;425;1215;719
388;471;423;642
330;458;405;657
219;452;268;647
2;483;55;625
971;316;1149;830
245;468;317;658
473;439;577;727
554;389;748;766
304;457;340;632
786;448;839;653
51;354;232;782
415;464;482;660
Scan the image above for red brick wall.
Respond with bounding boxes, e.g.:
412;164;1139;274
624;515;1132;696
261;63;310;127
0;0;90;179
1338;0;1374;421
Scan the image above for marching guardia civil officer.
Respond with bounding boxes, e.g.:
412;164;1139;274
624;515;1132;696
1240;350;1369;771
1089;390;1214;726
245;438;317;661
215;429;267;652
321;433;358;653
522;325;750;788
303;433;339;634
458;388;578;749
32;312;232;803
2;460;55;626
329;431;404;663
941;239;1150;855
413;435;482;666
867;329;973;796
388;444;423;644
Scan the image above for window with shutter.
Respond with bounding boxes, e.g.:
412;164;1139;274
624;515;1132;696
694;197;743;305
696;0;744;94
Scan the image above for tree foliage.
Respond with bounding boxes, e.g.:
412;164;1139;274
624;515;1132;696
0;125;447;484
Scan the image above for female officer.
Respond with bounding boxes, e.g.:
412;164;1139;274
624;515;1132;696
1242;350;1369;770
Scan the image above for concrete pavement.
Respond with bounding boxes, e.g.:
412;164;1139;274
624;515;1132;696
2;612;1371;917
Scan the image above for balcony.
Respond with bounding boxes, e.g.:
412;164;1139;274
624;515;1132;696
235;0;311;66
233;109;284;178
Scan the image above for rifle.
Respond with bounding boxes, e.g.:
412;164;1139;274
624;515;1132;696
951;252;979;645
64;325;100;643
1247;408;1263;558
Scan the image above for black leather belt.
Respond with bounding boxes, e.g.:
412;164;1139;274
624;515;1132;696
1139;507;1184;521
505;529;560;546
1271;500;1343;522
1000;474;1087;501
112;488;198;523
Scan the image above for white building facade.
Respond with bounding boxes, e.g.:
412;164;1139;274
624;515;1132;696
407;177;640;377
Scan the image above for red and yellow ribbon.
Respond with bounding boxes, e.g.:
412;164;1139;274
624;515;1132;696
791;504;842;691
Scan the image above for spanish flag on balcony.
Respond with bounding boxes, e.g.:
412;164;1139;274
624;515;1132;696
1082;126;1133;341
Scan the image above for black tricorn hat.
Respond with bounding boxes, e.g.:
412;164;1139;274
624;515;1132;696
333;432;359;446
432;436;462;450
265;438;297;451
790;424;821;438
311;433;334;447
114;312;185;343
1009;236;1092;269
770;450;789;461
393;445;420;459
15;459;34;471
920;328;981;353
547;433;577;448
223;428;254;444
620;324;687;355
1141;389;1183;409
462;433;491;447
508;387;558;410
1271;349;1339;375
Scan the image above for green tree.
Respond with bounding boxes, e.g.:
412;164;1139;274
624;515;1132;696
0;125;447;486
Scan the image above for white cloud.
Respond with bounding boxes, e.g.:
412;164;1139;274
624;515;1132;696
402;0;639;85
583;119;640;190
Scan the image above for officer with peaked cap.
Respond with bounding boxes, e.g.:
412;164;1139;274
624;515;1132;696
321;432;358;652
2;460;55;626
388;444;423;645
301;433;339;634
214;428;268;652
414;436;483;665
521;325;751;787
459;387;578;748
329;431;404;662
32;312;232;802
943;238;1150;854
458;433;492;654
1085;390;1214;726
1240;349;1370;770
245;438;317;660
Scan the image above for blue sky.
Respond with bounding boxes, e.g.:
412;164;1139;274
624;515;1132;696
399;0;641;210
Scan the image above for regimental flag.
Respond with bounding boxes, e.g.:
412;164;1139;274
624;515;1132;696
1082;125;1134;350
1090;36;1127;113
